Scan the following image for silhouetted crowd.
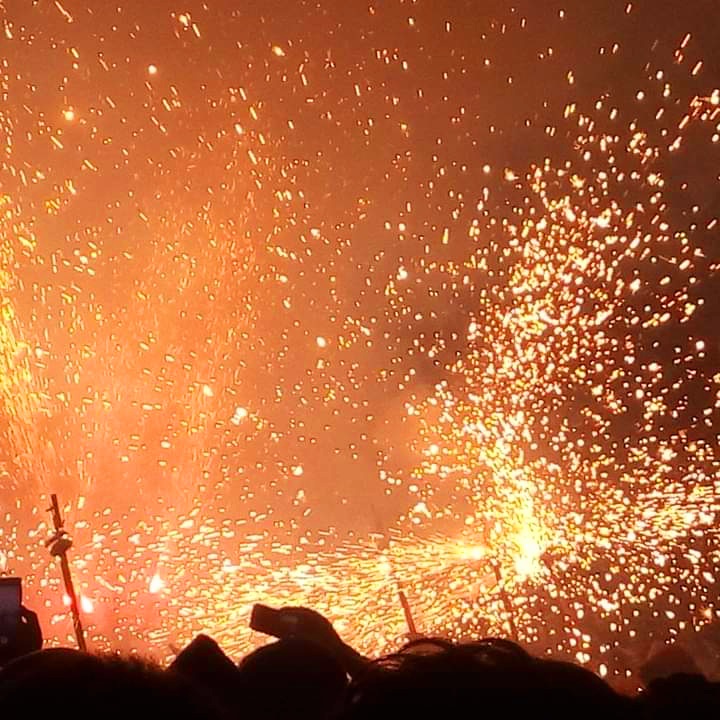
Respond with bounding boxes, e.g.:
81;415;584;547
0;602;718;719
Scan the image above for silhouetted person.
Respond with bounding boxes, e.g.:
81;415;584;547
0;605;42;667
639;642;702;685
250;604;369;679
638;673;720;718
236;636;348;720
170;634;243;717
0;648;223;720
338;638;632;720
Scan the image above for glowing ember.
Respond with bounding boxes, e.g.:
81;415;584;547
149;574;165;595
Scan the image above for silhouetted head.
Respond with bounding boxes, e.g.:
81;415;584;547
398;636;454;656
236;636;348;720
639;643;702;685
170;634;242;715
341;641;528;719
530;656;632;717
639;673;720;718
0;648;220;720
339;639;630;720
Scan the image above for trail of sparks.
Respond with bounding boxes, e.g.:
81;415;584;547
0;1;719;682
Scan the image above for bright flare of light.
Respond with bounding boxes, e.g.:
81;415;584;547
149;573;165;594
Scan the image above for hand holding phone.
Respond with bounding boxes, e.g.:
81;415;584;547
249;603;369;679
0;577;22;645
249;603;299;639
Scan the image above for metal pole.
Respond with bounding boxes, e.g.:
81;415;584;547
398;588;418;636
46;493;86;651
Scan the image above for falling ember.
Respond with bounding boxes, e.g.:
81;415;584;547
149;574;165;595
231;406;248;425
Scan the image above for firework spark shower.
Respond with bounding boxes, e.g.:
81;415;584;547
1;0;719;680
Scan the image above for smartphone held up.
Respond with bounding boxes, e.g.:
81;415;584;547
250;603;300;639
0;577;22;646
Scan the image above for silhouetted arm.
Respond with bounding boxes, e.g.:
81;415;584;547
280;606;369;679
18;606;43;654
